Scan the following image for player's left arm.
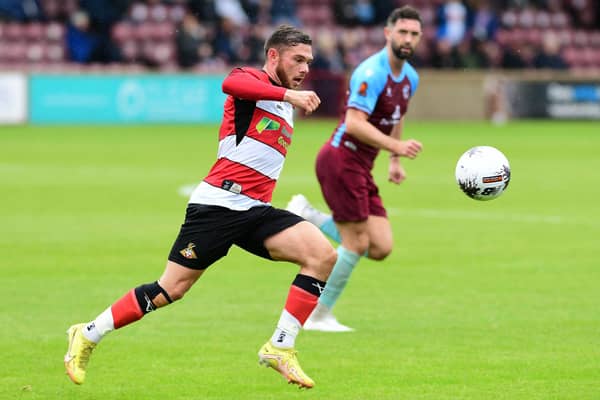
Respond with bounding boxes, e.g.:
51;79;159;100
388;117;407;184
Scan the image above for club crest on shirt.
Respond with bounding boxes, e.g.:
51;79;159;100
358;81;368;96
403;85;410;99
180;243;198;259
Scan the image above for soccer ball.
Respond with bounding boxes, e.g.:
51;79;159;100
455;146;511;201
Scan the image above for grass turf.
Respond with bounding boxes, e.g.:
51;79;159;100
1;120;599;399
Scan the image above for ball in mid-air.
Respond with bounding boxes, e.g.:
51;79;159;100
455;146;511;201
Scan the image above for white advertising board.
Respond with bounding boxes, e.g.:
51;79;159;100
0;73;27;124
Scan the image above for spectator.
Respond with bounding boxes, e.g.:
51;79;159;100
502;42;535;69
241;0;270;25
453;38;488;69
187;0;218;22
215;0;248;26
270;0;300;26
66;10;99;63
212;17;243;64
237;24;265;65
0;0;44;22
436;0;469;46
175;12;214;68
311;30;345;73
431;39;457;68
353;0;375;25
533;31;567;69
78;0;126;63
470;0;499;41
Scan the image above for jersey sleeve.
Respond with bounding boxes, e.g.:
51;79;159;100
346;63;387;115
222;68;287;101
405;63;420;97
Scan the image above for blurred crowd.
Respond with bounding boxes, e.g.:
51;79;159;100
0;0;599;72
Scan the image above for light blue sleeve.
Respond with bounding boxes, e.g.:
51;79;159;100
346;62;387;115
405;63;420;97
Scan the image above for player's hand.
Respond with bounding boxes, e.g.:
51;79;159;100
388;158;406;184
284;90;321;115
392;139;422;159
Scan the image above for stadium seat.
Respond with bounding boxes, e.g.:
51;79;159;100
169;5;186;22
573;30;590;47
46;22;65;42
4;23;24;41
46;43;65;62
526;28;542;46
534;10;551;28
120;40;140;63
5;42;27;62
112;22;133;43
25;23;45;41
501;10;518;29
130;3;149;22
151;22;175;40
590;32;600;48
518;8;536;28
149;4;169;22
26;43;46;63
550;12;570;28
297;7;315;26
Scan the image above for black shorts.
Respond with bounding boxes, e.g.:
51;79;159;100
168;204;304;270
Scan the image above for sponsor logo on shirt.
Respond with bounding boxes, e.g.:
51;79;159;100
256;117;281;133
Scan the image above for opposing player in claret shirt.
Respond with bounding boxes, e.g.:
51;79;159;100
64;25;337;389
286;6;424;332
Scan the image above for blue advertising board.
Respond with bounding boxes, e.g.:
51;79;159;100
29;74;227;124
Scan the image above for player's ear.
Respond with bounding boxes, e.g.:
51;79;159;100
266;47;279;63
383;26;391;41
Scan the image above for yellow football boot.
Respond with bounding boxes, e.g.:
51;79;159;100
258;341;315;389
64;323;97;384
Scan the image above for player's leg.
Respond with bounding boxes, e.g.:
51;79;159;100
237;211;336;388
286;199;394;260
304;220;366;332
262;219;336;343
302;148;370;331
286;194;342;242
64;204;231;385
365;215;393;260
65;262;203;384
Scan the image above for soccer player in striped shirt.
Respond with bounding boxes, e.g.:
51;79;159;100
64;25;336;389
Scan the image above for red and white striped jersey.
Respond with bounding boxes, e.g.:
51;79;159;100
189;67;294;210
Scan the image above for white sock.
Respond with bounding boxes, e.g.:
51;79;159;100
82;307;114;344
270;310;301;349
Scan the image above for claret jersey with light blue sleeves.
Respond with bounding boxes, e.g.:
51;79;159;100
327;48;419;168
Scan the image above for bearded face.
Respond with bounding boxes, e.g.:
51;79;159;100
391;39;415;60
386;18;422;61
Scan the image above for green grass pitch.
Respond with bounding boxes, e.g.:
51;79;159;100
1;120;599;399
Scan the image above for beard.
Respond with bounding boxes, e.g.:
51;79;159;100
275;63;292;88
391;44;414;60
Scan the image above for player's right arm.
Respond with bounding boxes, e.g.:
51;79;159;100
222;68;320;114
345;108;421;158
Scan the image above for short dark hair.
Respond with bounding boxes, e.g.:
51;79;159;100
264;24;312;55
387;6;422;27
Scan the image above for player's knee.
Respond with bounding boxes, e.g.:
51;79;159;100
163;284;189;302
368;244;393;261
323;246;338;268
305;245;337;280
